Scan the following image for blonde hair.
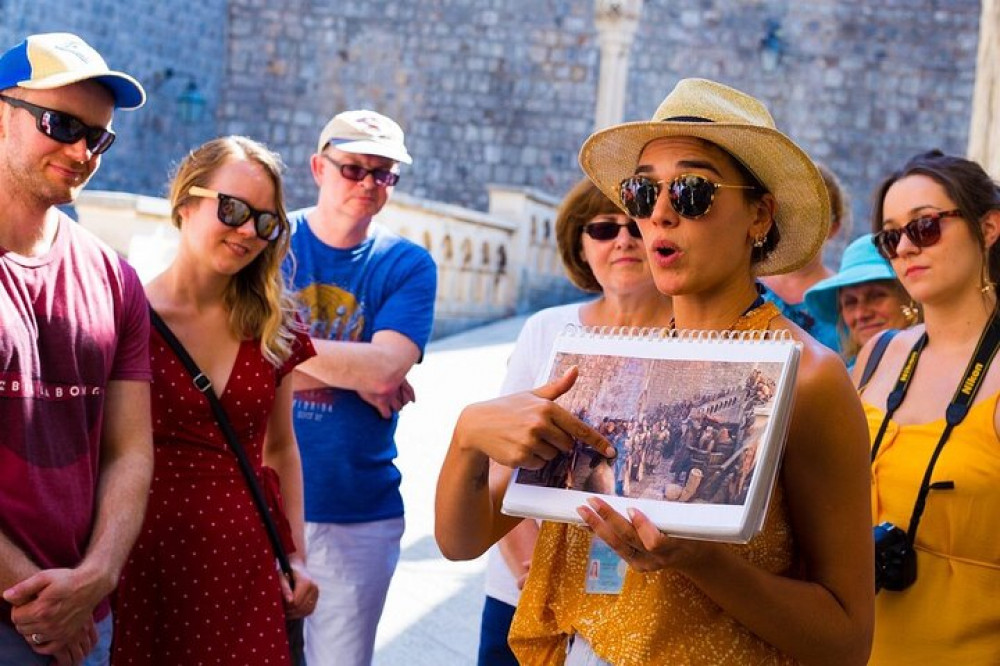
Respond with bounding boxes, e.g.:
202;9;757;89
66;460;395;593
169;136;297;367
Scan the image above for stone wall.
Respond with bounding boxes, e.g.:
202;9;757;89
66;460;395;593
215;0;981;262
220;0;601;213
74;185;582;339
1;0;227;196
6;0;983;265
623;1;981;259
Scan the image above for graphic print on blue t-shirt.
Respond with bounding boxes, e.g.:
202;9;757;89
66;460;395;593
295;283;365;342
283;210;437;523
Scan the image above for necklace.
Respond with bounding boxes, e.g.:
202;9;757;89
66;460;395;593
668;292;766;332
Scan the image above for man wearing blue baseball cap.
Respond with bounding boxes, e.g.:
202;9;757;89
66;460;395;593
0;33;152;665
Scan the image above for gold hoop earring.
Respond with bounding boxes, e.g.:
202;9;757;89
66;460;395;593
981;255;995;294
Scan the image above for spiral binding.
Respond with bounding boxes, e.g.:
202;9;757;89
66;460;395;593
561;323;793;343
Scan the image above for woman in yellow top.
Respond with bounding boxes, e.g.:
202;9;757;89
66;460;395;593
436;79;874;665
854;150;1000;664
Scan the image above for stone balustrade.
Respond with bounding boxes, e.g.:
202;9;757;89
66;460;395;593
75;185;583;339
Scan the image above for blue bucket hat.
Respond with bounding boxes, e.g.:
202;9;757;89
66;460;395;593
804;233;898;325
0;33;145;109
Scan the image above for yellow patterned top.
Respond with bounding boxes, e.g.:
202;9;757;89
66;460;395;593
508;302;800;665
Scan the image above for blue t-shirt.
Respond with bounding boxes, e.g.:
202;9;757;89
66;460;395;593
760;283;841;352
284;210;437;523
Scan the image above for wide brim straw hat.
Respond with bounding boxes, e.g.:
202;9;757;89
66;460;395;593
803;233;898;325
579;78;829;276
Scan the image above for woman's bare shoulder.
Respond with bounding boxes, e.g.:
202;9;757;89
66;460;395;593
852;325;924;390
768;316;871;463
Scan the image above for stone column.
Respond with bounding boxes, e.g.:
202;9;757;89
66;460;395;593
969;0;1000;177
593;0;643;130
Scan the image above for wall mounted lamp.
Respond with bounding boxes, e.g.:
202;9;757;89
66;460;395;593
151;67;207;124
176;80;206;124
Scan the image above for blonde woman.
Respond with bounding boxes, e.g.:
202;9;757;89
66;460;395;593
113;137;318;664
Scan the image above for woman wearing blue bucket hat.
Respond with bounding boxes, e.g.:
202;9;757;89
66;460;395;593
804;234;916;362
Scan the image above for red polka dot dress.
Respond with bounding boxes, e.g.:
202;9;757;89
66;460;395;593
112;329;314;665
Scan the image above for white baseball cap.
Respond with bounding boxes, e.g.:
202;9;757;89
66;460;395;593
317;109;411;164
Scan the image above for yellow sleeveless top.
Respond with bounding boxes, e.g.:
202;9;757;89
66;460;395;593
866;393;1000;665
509;302;800;665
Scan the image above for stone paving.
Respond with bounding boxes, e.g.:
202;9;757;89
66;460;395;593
373;314;531;665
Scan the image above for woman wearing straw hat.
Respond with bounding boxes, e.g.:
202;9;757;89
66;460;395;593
853;150;1000;665
477;178;671;666
804;233;917;364
436;79;874;665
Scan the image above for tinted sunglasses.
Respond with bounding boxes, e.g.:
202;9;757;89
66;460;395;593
321;154;399;187
583;219;642;241
619;173;757;219
872;209;962;260
188;186;283;242
0;93;116;155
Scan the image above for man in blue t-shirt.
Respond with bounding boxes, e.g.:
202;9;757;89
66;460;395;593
283;110;437;666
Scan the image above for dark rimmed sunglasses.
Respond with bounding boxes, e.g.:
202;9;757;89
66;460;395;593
321;154;400;187
0;93;116;155
188;186;283;242
872;209;962;260
619;173;757;219
583;219;642;241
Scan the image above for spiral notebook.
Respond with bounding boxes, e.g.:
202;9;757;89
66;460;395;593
501;325;801;543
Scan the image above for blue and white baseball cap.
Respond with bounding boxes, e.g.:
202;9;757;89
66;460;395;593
0;33;145;109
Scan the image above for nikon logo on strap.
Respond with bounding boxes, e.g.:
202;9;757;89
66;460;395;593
899;350;920;382
961;362;984;395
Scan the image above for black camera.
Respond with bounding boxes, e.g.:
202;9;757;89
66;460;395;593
873;521;917;592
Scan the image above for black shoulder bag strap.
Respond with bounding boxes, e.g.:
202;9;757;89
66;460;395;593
870;311;1000;548
858;328;900;394
149;308;296;590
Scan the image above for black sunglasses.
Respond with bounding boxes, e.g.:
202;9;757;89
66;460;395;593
583;219;642;241
189;186;283;242
321;154;399;187
619;173;757;219
0;93;116;155
872;209;962;260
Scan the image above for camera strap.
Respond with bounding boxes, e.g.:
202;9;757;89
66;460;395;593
149;307;297;592
870;309;1000;547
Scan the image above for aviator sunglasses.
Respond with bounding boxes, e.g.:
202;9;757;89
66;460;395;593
872;209;962;260
321;154;400;187
188;186;283;242
619;173;757;220
583;219;642;241
0;93;116;155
